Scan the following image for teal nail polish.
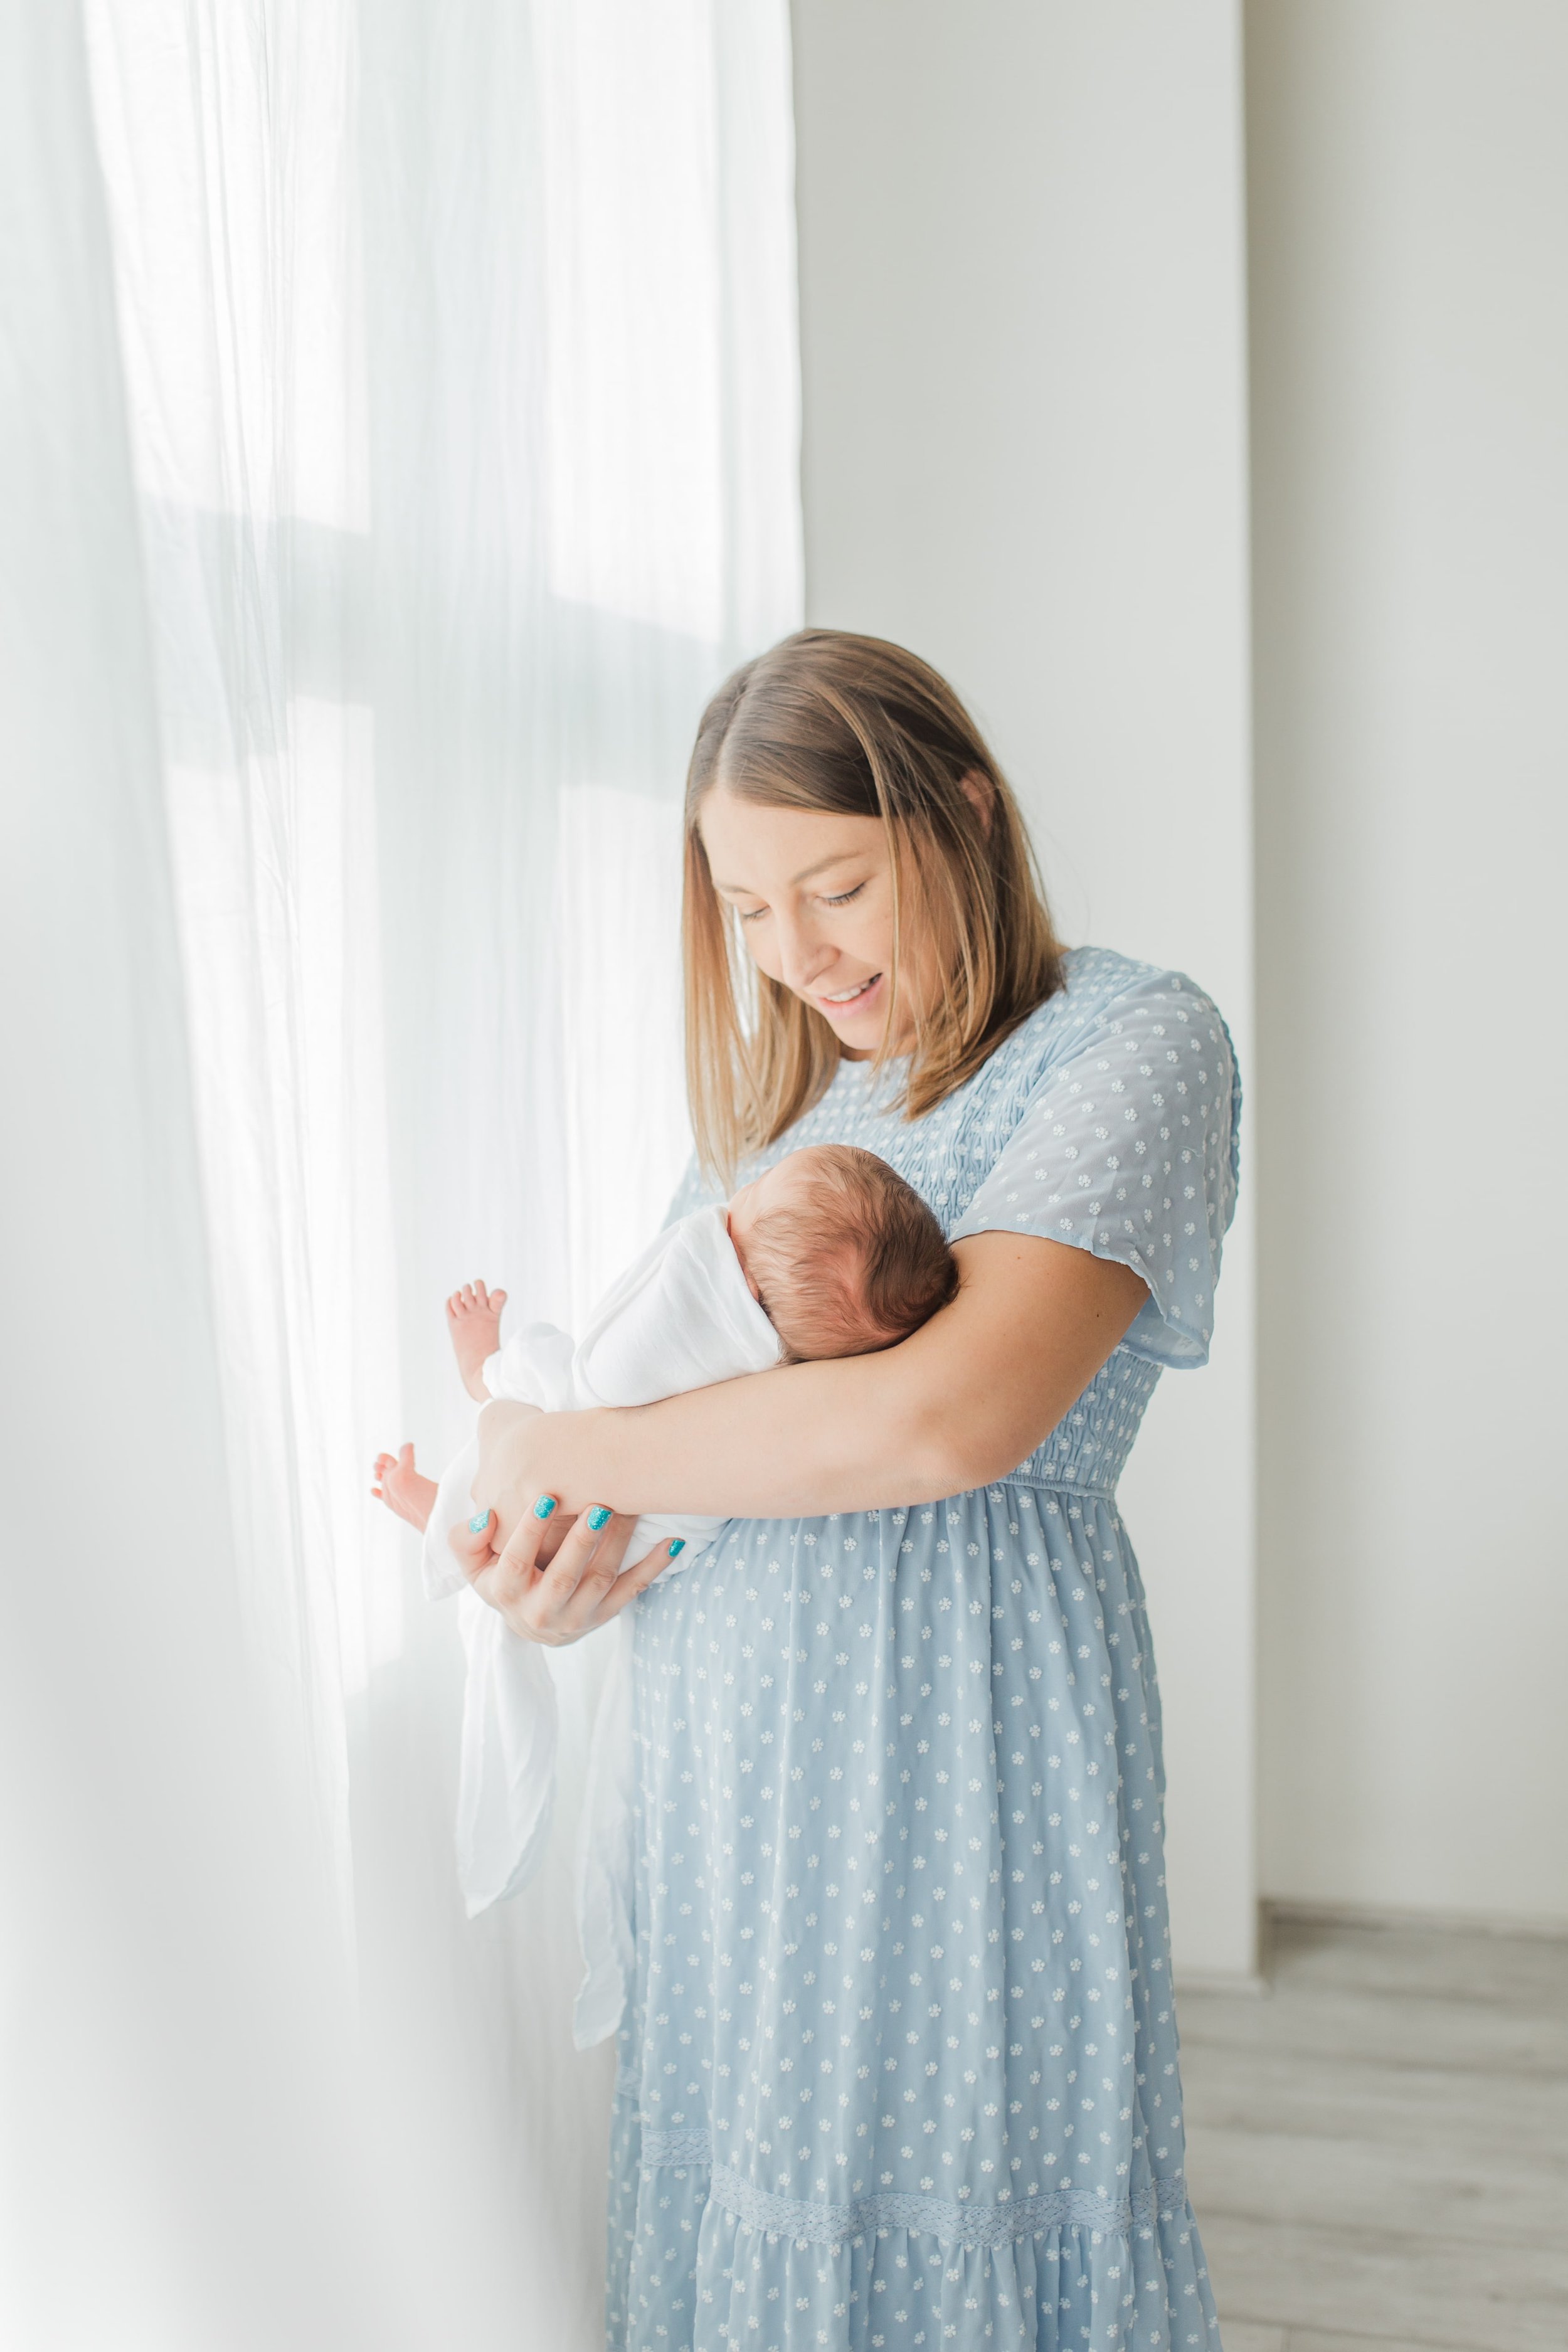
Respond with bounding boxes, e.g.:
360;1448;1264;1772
532;1493;558;1521
667;1539;685;1557
587;1505;612;1531
467;1512;490;1534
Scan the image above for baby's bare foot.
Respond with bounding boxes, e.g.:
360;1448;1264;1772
372;1443;438;1533
447;1278;507;1401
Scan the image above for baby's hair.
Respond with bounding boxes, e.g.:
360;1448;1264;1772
745;1144;958;1362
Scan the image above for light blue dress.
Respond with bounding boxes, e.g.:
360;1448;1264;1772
607;946;1240;2352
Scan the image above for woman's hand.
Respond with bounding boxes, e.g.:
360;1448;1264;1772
449;1500;684;1646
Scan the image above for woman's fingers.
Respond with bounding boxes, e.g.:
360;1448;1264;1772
447;1512;497;1581
482;1491;563;1608
526;1522;686;1639
527;1506;631;1628
458;1470;682;1646
553;1508;636;1628
592;1535;686;1623
479;1502;632;1641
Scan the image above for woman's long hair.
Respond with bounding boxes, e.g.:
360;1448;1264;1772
683;629;1065;1179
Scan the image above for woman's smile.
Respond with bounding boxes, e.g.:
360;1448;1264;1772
814;968;884;1024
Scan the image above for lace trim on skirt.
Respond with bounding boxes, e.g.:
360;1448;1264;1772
638;2127;1189;2249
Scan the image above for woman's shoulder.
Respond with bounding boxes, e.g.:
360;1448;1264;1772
999;943;1231;1078
961;945;1240;1184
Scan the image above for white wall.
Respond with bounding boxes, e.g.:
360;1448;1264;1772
791;0;1259;1978
1248;2;1568;1924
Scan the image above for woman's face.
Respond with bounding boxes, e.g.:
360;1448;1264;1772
697;787;939;1058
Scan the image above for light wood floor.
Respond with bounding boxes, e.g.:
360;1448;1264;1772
1178;1914;1568;2352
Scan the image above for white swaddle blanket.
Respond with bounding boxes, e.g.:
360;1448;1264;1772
420;1203;781;2045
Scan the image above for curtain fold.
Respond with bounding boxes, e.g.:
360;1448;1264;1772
1;9;433;2347
4;1;801;2341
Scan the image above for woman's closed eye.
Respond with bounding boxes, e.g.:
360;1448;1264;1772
736;882;864;922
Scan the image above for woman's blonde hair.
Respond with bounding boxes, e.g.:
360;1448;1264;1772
683;629;1065;1178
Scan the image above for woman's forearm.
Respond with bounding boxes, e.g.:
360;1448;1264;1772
473;1235;1148;1539
514;1350;948;1528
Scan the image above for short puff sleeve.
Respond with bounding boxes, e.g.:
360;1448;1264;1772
950;968;1240;1369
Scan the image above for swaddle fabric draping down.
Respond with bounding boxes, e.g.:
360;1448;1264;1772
420;1204;782;2042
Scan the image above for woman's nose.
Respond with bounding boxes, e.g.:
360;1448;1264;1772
774;910;835;995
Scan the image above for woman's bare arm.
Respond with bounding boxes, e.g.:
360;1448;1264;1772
472;1233;1148;1542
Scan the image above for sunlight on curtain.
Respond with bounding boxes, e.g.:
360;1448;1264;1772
3;8;503;2343
68;0;800;2340
83;6;399;1929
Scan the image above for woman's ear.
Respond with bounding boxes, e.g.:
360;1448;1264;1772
958;769;994;834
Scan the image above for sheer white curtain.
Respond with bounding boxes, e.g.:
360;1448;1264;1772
2;1;800;2343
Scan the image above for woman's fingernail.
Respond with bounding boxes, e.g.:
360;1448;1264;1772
532;1493;558;1521
587;1505;612;1531
468;1512;490;1534
667;1539;685;1557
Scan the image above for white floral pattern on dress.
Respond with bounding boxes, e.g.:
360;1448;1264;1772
607;948;1240;2352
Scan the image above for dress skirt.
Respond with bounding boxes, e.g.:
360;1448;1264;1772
605;1481;1223;2352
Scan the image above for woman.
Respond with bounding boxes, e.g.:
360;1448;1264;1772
459;632;1237;2351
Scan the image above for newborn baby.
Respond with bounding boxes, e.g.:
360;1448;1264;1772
371;1143;955;2043
374;1142;956;1576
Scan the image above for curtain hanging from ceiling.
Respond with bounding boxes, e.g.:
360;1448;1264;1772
2;1;800;2342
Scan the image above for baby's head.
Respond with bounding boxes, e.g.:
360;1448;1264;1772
726;1145;957;1363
